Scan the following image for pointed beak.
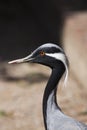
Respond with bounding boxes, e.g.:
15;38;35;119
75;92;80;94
8;54;34;64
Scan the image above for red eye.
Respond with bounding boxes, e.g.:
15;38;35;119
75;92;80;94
40;51;45;56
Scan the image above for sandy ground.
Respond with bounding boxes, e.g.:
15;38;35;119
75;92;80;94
0;63;87;130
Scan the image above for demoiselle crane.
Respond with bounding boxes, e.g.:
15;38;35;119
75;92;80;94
9;43;87;130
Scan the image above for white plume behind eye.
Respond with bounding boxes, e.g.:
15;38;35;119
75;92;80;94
46;53;68;86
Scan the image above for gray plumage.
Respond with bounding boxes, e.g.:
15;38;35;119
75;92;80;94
47;90;87;130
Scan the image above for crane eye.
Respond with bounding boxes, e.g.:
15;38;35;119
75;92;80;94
40;51;45;56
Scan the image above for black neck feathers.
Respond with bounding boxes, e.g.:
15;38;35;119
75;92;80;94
42;62;65;130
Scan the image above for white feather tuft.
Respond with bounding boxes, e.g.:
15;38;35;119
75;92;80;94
46;53;68;86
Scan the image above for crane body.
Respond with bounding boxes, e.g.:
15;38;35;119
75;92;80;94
9;43;87;130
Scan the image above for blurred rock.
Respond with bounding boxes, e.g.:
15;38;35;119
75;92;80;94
63;12;87;89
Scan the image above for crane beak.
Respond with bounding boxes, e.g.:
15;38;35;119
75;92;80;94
8;54;34;64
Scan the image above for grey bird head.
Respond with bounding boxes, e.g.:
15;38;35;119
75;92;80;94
9;43;69;85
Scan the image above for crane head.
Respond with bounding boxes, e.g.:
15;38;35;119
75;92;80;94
8;43;69;85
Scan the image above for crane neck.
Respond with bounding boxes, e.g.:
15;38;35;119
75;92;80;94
43;65;65;130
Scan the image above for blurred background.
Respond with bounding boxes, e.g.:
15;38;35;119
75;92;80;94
0;0;87;130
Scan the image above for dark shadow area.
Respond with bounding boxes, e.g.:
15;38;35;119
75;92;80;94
3;73;48;84
0;0;87;60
